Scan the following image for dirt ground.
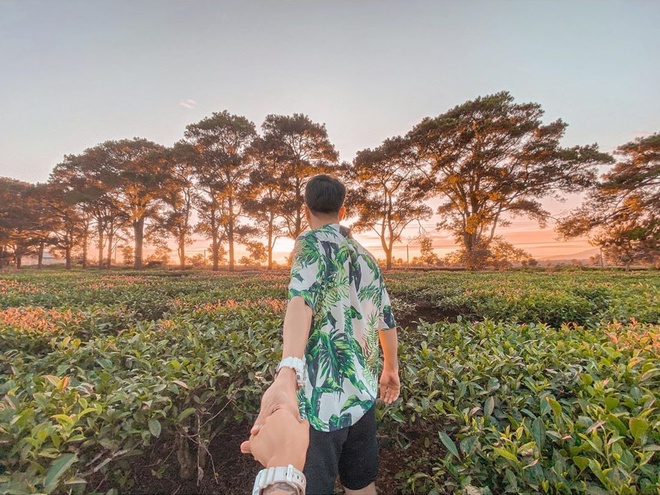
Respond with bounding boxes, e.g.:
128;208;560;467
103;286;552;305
91;420;415;495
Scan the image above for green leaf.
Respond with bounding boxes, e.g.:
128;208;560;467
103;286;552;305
44;453;78;494
629;418;649;441
504;469;518;490
493;447;518;462
606;414;628;435
148;418;162;437
573;456;590;471
178;407;197;422
532;417;545;448
588;459;610;488
43;375;61;387
604;396;619;411
547;397;562;418
51;414;75;426
460;435;478;455
438;431;459;458
484;396;495;416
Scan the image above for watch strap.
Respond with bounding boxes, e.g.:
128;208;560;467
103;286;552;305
252;464;306;495
275;357;306;389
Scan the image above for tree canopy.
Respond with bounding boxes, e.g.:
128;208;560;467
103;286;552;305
558;133;659;269
408;91;613;269
260;113;339;239
3;95;655;271
347;136;431;270
185;111;257;271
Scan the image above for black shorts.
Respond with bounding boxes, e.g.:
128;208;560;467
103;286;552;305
303;404;378;495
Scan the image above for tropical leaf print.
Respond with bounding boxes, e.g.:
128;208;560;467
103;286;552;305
362;253;381;279
358;284;380;303
288;224;395;432
341;395;374;414
329;413;353;430
349;337;367;369
383;304;396;329
298;235;322;266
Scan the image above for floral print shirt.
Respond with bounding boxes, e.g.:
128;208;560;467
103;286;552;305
288;223;396;432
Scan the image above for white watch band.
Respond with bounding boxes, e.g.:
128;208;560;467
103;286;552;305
275;357;306;389
252;464;306;495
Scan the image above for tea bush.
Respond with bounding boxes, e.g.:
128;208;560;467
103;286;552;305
0;268;658;494
387;319;659;494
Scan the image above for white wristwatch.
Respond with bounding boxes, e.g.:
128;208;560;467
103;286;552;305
275;357;306;390
252;464;306;495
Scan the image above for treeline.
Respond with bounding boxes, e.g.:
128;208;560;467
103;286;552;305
0;91;657;271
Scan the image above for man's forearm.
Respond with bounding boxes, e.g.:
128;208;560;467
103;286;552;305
379;327;399;370
281;296;312;360
275;296;312;388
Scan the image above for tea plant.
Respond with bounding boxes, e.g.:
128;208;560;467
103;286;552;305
1;268;658;494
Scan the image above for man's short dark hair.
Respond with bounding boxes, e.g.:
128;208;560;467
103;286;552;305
305;175;346;215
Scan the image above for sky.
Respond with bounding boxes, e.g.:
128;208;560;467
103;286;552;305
1;0;659;261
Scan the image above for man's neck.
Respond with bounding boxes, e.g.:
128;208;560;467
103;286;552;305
308;217;339;230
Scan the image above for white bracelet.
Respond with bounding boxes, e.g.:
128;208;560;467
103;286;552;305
252;464;306;495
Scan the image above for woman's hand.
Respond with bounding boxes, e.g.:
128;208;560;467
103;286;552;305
241;408;309;470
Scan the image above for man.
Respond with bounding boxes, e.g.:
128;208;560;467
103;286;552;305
251;174;400;495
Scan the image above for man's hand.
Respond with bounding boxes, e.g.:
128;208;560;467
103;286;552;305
379;367;400;404
250;367;300;436
241;408;309;470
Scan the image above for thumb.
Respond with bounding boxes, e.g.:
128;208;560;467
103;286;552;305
240;440;252;454
250;409;268;436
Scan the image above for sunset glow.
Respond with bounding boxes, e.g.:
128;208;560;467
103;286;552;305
1;1;658;265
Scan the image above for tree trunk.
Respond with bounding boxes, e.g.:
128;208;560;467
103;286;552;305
133;216;145;269
65;247;72;270
267;220;273;270
97;227;104;269
37;242;44;269
212;232;219;271
379;225;392;271
107;231;114;268
15;247;23;268
228;196;235;272
178;231;186;269
82;230;88;269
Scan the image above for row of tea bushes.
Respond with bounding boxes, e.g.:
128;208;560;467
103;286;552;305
387;319;659;494
2;269;658;328
1;269;659;493
1;302;285;494
386;270;660;327
4;318;658;493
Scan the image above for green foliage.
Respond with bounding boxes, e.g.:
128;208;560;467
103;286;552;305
388;319;659;494
386;270;659;328
0;269;658;493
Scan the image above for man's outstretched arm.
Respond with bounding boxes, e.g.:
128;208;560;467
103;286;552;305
378;327;400;404
251;296;312;435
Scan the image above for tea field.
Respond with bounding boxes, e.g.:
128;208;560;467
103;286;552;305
1;269;658;494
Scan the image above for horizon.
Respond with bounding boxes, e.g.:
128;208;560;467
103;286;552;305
1;1;658;261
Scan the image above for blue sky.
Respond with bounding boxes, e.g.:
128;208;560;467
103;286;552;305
1;0;658;259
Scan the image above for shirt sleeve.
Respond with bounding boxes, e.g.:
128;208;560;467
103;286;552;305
379;283;397;330
288;234;322;312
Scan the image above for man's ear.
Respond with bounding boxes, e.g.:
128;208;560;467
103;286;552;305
338;206;346;221
303;205;312;224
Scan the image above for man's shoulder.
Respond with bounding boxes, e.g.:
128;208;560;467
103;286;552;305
297;225;343;244
295;230;323;248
